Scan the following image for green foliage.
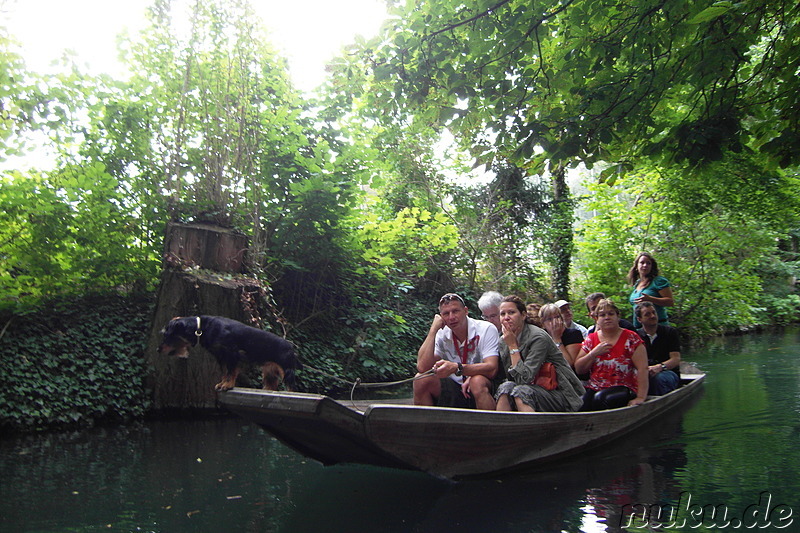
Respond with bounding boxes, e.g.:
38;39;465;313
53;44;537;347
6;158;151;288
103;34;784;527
354;0;800;171
574;159;799;337
752;294;800;327
0;29;72;161
448;161;554;295
286;276;432;394
0;293;153;431
0;164;159;312
330;0;800;300
354;205;459;279
751;248;800;325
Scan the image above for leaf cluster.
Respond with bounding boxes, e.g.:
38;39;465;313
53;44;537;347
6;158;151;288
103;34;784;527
350;0;800;175
0;164;159;313
573;157;799;337
0;293;153;431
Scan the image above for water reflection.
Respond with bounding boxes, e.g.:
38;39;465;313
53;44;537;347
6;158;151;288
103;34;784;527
0;404;696;532
1;327;798;532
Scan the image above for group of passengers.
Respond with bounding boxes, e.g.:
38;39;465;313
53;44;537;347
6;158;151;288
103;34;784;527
413;252;682;412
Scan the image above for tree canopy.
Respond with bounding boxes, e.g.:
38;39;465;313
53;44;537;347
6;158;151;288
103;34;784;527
323;0;799;306
342;0;800;175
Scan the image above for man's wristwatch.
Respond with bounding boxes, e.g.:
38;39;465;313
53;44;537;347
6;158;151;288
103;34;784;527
661;363;667;371
455;362;463;376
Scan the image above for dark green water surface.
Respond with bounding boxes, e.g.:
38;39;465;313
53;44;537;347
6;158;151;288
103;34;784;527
2;327;799;532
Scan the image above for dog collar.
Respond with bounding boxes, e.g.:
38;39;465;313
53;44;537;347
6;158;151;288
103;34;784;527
194;316;203;344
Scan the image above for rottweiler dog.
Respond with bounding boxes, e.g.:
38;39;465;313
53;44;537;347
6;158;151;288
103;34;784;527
159;315;301;391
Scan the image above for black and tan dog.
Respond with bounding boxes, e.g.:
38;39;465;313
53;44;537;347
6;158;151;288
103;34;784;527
159;315;301;391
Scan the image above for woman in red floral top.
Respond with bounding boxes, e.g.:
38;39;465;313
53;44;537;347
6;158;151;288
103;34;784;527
575;299;649;410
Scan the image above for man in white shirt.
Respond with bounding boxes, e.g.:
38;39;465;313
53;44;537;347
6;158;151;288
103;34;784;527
477;290;503;332
413;293;500;409
555;299;588;339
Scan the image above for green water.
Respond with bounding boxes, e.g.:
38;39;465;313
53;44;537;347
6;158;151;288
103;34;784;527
2;327;799;532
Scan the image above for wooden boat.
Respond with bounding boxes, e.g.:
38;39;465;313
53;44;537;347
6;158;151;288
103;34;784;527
218;367;704;479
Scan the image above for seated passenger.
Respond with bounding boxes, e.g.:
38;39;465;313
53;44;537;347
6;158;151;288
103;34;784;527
538;303;583;367
585;292;638;334
526;302;542;327
554;299;588;338
413;293;499;410
478;290;503;333
636;301;681;395
494;296;584;412
575;299;649;410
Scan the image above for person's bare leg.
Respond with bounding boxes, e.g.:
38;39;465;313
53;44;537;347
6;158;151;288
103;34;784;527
468;375;496;410
413;374;440;405
496;394;512;411
515;397;535;412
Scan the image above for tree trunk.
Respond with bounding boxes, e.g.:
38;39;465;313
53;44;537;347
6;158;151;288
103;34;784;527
145;223;272;410
550;164;573;301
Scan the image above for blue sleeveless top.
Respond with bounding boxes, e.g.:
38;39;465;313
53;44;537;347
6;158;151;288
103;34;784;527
629;275;671;327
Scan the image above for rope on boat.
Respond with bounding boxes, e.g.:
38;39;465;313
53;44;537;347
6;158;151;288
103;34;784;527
302;365;436;389
354;369;437;388
349;369;436;407
300;365;437;406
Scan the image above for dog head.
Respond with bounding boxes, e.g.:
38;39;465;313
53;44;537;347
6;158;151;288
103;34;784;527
159;316;197;359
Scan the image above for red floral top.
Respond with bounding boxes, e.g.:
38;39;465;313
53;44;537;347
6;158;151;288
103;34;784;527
581;329;644;393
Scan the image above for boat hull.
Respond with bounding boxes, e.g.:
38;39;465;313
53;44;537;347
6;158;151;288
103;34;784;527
218;373;704;479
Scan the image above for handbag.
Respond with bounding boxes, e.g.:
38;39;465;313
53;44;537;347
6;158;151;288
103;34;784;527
532;361;558;390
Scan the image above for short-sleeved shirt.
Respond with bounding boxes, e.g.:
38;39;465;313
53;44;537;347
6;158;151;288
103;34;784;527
629;275;671;327
638;324;681;377
561;327;584;347
435;317;500;384
568;321;588;339
581;329;644;393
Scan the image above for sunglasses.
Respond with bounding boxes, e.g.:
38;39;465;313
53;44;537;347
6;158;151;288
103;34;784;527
439;293;466;306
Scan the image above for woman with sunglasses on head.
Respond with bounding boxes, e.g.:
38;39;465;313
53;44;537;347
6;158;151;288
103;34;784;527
494;296;584;412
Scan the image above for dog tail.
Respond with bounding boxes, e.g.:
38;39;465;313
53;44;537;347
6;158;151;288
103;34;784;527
284;348;302;390
284;367;299;390
285;346;303;370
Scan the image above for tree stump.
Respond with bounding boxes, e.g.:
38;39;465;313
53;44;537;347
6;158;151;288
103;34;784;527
145;223;273;410
163;222;248;273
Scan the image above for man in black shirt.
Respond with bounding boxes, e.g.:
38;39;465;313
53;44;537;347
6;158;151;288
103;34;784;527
635;302;681;395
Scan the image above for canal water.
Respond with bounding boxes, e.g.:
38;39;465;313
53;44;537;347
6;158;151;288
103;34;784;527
2;327;799;532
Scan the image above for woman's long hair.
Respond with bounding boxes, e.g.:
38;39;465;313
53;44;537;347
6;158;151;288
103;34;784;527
626;252;660;285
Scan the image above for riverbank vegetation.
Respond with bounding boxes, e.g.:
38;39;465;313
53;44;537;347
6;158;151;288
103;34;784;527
1;0;798;430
